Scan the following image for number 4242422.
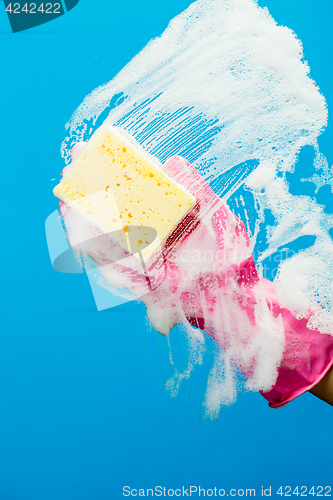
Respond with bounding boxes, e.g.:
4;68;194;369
6;3;61;14
277;486;331;497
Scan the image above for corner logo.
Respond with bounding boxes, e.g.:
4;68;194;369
3;0;80;33
45;210;164;311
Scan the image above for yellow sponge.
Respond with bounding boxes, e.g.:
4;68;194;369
54;125;198;263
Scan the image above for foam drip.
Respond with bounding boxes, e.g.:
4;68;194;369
203;350;237;419
165;321;206;398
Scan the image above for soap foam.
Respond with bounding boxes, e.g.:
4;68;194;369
58;0;333;415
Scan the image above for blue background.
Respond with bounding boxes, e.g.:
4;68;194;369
0;1;332;499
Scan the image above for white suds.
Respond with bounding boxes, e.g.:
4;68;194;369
58;0;333;417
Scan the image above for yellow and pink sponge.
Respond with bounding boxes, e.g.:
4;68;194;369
54;125;200;265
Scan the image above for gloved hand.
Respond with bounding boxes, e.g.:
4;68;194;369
59;144;333;408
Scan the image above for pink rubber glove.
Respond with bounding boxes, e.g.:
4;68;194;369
164;156;333;408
